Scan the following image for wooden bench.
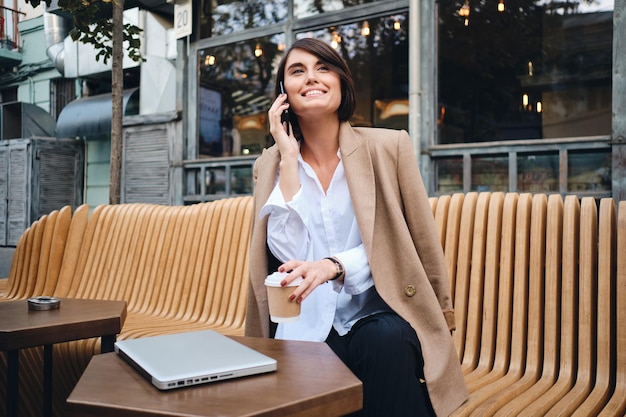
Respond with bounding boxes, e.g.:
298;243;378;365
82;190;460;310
0;196;253;417
1;192;625;417
430;192;626;417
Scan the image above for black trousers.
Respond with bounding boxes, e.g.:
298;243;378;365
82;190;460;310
325;312;436;417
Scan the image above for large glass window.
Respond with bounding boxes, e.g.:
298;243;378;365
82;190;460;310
437;0;614;144
198;34;286;156
197;11;408;157
294;0;382;18
200;0;288;38
297;13;408;129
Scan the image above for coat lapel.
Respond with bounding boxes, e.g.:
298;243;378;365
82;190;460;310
338;123;376;257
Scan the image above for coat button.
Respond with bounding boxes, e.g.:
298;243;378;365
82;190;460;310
404;285;416;297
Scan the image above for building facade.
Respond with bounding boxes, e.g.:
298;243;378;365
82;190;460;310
183;0;625;204
1;0;625;213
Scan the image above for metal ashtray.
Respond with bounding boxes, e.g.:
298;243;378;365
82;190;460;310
27;296;61;311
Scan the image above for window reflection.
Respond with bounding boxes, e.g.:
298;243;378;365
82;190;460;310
198;34;286;156
203;0;288;37
436;158;463;193
197;13;408;157
438;0;613;144
297;13;408;129
517;153;559;192
471;156;508;192
294;0;381;18
568;150;611;192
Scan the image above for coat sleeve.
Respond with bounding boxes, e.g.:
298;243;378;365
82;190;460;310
395;131;456;331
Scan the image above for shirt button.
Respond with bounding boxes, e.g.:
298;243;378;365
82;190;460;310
404;285;416;297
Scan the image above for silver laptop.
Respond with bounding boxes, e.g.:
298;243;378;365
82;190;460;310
114;329;277;390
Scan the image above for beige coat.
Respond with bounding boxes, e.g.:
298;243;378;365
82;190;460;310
245;122;468;417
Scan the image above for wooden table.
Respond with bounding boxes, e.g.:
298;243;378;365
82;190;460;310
0;298;127;417
68;336;363;417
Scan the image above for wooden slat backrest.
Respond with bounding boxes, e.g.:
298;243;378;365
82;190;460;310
174;202;219;323
433;194;451;248
53;204;90;296
12;202;88;299
66;204;117;299
545;197;598;415
111;204;158;303
80;204;129;299
118;204;178;312
488;194;563;416
152;204;206;320
122;197;253;337
184;199;230;325
463;192;515;390
205;197;246;327
147;204;196;317
31;209;59;296
445;193;465;304
572;198;616;416
39;206;73;296
222;196;254;330
464;192;504;378
521;195;580;414
104;204;149;302
129;205;176;314
504;192;533;377
57;204;105;298
460;192;491;373
451;193;532;417
37;207;73;296
468;194;548;415
452;192;478;357
18;215;46;298
77;197;253;339
218;196;254;331
598;200;626;416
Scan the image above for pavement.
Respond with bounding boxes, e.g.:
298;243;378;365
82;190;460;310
0;246;15;278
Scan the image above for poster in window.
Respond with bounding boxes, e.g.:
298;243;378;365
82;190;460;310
199;87;222;156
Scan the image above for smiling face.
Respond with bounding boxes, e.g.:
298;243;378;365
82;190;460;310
282;48;342;121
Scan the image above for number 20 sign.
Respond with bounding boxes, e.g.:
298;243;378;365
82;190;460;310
175;0;192;39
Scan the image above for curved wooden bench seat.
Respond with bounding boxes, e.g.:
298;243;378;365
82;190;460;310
598;202;626;416
4;192;626;417
447;193;623;416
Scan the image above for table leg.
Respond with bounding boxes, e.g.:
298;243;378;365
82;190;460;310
7;349;18;417
101;334;116;353
44;344;53;417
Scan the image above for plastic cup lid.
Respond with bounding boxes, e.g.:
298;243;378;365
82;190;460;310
265;271;303;287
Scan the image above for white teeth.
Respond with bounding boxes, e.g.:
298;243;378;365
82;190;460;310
305;90;324;96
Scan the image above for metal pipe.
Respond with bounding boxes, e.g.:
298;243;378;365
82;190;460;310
43;11;71;74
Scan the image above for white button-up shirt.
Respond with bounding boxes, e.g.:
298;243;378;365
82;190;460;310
260;150;391;341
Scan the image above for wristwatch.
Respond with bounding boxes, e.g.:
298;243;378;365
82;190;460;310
325;257;344;281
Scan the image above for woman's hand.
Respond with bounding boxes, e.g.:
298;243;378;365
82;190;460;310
269;93;300;201
278;259;340;303
268;94;298;159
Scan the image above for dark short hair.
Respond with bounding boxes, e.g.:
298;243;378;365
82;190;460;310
274;37;356;122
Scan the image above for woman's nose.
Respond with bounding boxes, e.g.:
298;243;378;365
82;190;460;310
305;73;319;84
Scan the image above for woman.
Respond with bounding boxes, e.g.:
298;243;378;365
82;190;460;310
245;37;467;417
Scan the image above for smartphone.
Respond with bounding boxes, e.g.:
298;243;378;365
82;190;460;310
279;81;290;135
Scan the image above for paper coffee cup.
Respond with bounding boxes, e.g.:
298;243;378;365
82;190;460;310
265;271;303;323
